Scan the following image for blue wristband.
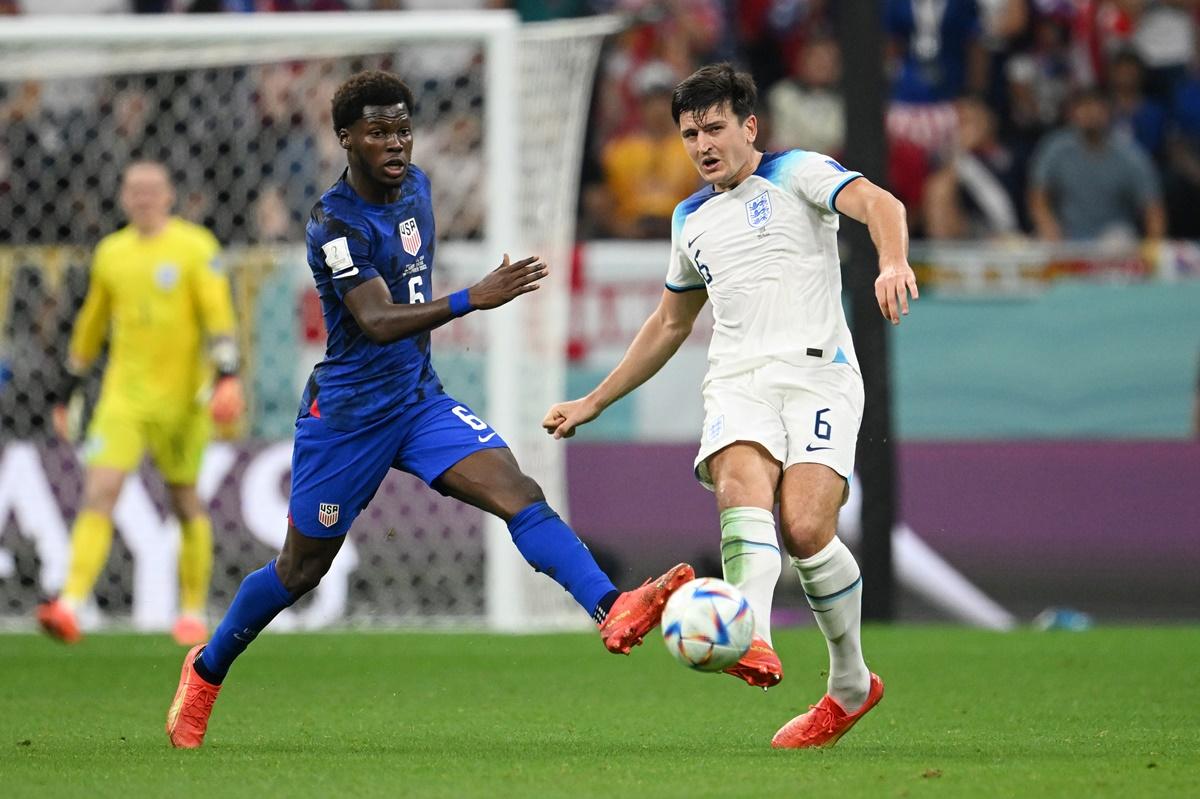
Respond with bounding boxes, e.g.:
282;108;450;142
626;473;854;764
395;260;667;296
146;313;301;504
448;289;474;317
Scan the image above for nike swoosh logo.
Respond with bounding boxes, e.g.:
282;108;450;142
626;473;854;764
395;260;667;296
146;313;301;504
805;444;834;452
687;232;705;248
478;432;497;443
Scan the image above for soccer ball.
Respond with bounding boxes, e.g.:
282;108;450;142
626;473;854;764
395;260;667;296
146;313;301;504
661;577;755;671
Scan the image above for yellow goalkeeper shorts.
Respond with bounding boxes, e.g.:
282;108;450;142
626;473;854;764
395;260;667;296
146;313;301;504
82;404;211;485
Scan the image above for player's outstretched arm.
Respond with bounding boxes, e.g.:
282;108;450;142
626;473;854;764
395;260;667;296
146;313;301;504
344;254;546;344
542;287;707;439
834;178;919;325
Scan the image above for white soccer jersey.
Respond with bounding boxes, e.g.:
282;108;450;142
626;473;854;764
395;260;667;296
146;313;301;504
666;149;863;380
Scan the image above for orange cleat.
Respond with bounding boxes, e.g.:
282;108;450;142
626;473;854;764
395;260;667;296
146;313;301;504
724;635;783;689
35;598;81;644
599;563;695;654
166;645;222;749
771;672;884;749
172;616;208;647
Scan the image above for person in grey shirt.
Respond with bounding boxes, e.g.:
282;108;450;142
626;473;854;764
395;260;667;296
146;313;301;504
1028;88;1165;241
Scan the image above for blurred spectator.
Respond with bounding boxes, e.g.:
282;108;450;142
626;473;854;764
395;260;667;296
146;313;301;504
1005;12;1073;137
765;35;844;155
1127;0;1197;100
735;0;833;94
419;112;485;239
885;0;988;154
1165;60;1200;238
1028;88;1164;241
595;62;698;238
592;0;723;148
1109;49;1167;162
0;264;71;438
924;95;1022;239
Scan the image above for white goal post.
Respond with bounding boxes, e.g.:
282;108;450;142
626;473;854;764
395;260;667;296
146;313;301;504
0;11;621;631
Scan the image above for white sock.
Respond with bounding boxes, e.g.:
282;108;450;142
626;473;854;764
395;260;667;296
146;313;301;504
792;537;870;711
720;506;781;645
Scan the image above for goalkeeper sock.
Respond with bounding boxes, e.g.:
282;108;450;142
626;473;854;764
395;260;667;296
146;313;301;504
507;501;617;623
198;559;294;683
792;537;870;712
720;506;781;645
62;510;114;609
178;515;213;617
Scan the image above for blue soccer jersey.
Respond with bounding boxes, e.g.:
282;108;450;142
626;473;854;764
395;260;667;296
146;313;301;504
302;166;442;431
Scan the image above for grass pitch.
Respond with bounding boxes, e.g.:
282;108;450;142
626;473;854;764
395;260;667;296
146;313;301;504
1;626;1196;798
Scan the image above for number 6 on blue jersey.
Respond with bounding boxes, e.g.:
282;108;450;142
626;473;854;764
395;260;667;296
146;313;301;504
452;405;487;431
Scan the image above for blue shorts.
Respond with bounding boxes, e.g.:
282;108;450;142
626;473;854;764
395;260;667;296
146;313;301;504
289;392;507;538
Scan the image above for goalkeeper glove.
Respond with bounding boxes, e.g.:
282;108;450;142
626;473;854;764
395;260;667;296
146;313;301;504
52;367;85;443
210;375;245;425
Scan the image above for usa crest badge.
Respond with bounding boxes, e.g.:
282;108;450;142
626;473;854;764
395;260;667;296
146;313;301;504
318;502;340;528
399;218;421;256
746;191;772;228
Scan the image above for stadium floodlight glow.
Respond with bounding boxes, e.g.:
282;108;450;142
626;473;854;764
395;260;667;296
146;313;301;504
0;10;622;632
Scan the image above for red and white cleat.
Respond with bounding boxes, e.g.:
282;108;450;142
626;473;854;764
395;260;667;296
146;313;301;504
166;645;222;749
723;635;783;689
599;563;695;654
36;598;81;644
771;672;884;749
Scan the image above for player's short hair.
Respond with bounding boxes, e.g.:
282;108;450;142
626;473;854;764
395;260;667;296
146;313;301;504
331;70;415;132
122;159;171;182
671;63;757;125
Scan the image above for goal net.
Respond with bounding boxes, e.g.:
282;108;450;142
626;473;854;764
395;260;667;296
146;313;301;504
0;11;619;631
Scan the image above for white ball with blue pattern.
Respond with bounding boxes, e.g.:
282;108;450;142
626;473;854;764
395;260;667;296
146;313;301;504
661;577;755;672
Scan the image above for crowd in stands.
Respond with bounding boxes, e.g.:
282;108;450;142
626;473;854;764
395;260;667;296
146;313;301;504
3;0;1200;244
582;0;1200;243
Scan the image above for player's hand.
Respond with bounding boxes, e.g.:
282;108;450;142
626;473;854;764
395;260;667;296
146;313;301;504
875;261;919;325
51;403;71;441
542;397;601;440
210;375;245;425
52;393;85;443
468;254;548;310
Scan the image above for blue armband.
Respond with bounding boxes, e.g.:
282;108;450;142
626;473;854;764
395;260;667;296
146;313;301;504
448;289;474;317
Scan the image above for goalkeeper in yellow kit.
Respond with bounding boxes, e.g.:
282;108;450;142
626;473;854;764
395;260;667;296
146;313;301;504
36;161;245;646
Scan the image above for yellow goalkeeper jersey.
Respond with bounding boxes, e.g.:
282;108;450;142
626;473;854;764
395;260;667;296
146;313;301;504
70;217;236;420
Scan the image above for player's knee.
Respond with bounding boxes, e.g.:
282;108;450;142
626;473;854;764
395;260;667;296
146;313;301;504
275;552;334;597
780;511;835;559
81;481;121;516
167;486;202;521
497;475;545;520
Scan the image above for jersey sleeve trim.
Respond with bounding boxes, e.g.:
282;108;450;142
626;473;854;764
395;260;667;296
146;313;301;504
828;173;864;213
665;281;707;293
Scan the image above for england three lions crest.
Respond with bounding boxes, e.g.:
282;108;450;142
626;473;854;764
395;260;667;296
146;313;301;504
399;218;421;256
746;191;772;228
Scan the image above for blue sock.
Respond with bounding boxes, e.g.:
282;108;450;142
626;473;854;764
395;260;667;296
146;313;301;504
507;501;618;622
197;559;294;683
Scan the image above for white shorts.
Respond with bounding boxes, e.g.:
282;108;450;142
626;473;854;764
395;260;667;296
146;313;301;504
694;360;864;490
